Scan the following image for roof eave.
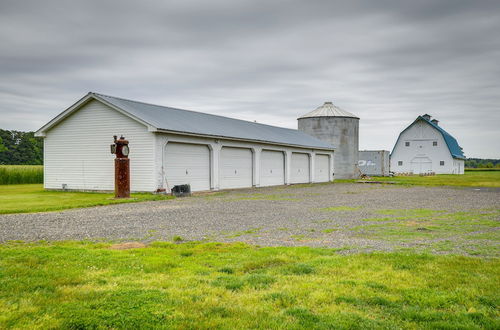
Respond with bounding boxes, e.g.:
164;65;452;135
36;92;334;151
35;93;159;137
155;128;335;151
35;92;94;137
91;93;158;132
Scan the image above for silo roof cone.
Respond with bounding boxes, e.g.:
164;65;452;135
298;101;359;119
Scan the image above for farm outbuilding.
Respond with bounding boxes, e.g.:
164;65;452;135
358;150;390;176
35;93;335;192
390;114;465;175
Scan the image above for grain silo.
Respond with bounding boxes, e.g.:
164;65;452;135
298;101;359;179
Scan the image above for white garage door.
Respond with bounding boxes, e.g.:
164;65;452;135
291;153;310;184
165;142;210;192
260;150;285;187
315;154;330;182
220;147;253;189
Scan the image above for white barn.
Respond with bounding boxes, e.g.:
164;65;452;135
390;114;465;175
35;93;335;192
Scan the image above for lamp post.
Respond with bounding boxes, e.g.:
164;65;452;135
110;135;130;198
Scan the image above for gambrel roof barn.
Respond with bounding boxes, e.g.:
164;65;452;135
390;114;465;175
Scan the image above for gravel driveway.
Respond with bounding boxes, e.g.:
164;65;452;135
1;183;499;254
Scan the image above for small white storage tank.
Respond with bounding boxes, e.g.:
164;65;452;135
358;150;390;176
298;102;359;179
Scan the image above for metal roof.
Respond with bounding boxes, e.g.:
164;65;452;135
91;93;334;150
298;101;359;119
391;115;465;160
420;116;465;159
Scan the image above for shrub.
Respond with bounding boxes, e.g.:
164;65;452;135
172;235;184;242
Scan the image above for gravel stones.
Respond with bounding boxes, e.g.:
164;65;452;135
0;183;498;255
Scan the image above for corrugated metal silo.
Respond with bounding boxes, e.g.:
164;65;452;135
298;102;359;179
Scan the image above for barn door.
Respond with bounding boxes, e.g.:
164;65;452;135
411;157;432;174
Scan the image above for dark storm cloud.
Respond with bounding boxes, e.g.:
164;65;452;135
1;0;499;157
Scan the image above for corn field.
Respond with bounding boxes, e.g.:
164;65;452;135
0;165;43;184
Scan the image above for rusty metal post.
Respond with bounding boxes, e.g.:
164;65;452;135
111;135;130;198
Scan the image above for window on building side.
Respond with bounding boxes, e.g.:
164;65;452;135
440;161;445;166
433;141;437;146
405;142;410;147
398;161;403;166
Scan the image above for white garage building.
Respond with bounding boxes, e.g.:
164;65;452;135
390;114;465;174
35;93;335;192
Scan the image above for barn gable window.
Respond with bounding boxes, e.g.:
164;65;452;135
433;141;438;146
405;142;410;147
398;161;403;166
440;161;445;166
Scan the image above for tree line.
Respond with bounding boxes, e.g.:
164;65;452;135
0;128;499;167
0;129;43;165
465;158;500;169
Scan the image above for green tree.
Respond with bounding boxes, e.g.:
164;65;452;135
0;137;7;153
0;129;43;165
465;159;477;168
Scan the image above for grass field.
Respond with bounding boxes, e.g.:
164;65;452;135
355;208;500;257
0;241;498;329
367;170;500;188
0;184;173;214
0;165;43;184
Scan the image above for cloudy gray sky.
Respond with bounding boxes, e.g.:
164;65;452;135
1;0;499;158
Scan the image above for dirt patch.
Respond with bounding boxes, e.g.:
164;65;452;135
108;242;147;250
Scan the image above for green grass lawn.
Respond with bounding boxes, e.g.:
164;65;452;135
363;170;500;187
0;242;498;329
355;208;500;256
0;184;173;214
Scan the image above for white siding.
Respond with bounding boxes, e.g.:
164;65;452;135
44;99;156;191
391;121;458;174
291;153;310;184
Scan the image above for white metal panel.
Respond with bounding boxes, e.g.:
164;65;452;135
44;99;156;192
260;150;285;186
165;142;210;192
315;154;330;182
291;153;310;184
219;147;253;189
